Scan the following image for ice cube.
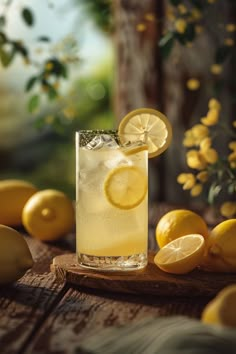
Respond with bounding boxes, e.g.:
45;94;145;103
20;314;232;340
104;149;132;169
86;134;119;150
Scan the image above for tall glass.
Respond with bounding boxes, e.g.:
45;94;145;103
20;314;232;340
76;130;148;271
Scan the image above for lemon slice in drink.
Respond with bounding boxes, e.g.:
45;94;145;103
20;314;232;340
104;165;147;210
118;108;172;158
154;234;205;274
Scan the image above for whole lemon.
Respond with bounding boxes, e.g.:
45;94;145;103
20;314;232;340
0;224;33;284
156;209;209;248
0;179;37;226
22;189;75;241
202;284;236;327
203;219;236;272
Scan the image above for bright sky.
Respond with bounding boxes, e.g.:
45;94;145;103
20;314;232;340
0;0;111;87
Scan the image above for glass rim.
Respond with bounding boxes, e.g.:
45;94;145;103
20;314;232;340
75;130;146;136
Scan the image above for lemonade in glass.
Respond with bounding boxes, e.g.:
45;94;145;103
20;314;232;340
76;130;148;271
76;108;172;272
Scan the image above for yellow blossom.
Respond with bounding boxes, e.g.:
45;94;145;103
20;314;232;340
190;183;203;197
191;124;209;143
186;78;200;91
136;23;146;32
175;19;187;34
178;4;188;15
210;64;223;75
186;150;207;170
225;24;236;32
177;173;196;190
196;171;209;183
53;81;60;90
183;136;195;147
186;42;193;48
208;98;221;110
23;58;30;65
220;202;236;218
166;6;175;21
191;8;202;20
144;13;155;22
200;137;212;151
229;141;236;151
201;108;220;126
195;25;204;34
45;62;54;71
233;121;236;128
208;0;216;3
224;38;234;46
45;115;55;124
201;148;218;164
63;107;76;119
228;151;236;164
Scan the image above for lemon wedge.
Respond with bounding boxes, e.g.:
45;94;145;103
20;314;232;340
118;108;172;158
104;165;147;210
154;234;205;274
122;144;148;156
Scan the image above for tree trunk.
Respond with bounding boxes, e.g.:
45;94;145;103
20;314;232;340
113;0;163;122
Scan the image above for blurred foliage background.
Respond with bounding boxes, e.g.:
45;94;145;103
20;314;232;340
0;0;235;212
0;0;114;199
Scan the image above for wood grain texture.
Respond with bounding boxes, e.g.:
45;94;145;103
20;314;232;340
24;286;209;354
0;236;67;354
51;252;236;297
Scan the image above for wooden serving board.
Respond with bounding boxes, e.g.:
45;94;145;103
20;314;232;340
51;252;236;297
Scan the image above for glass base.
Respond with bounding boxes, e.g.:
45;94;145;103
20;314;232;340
77;252;147;272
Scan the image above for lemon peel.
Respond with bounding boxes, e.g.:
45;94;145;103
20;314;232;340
22;189;75;241
155;209;209;248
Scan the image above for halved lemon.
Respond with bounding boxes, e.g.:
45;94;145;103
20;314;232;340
104;165;147;209
118;108;172;158
154;234;205;274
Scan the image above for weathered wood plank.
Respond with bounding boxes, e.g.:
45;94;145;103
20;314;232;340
0;236;69;354
51;252;236;297
24;287;209;354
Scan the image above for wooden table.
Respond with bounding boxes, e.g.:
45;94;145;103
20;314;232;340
0;204;212;354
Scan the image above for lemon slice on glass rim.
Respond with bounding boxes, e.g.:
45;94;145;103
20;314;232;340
154;234;205;274
104;165;147;210
118;108;172;158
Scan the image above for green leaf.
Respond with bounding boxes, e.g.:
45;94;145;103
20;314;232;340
159;32;175;59
60;63;68;78
37;36;51;42
228;183;236;194
208;182;222;205
215;45;231;64
48;86;58;100
28;94;40;113
0;16;6;27
34;116;45;130
174;32;188;45
169;0;181;6
14;42;28;57
0;47;14;67
0;31;7;44
22;7;34;26
189;0;204;9
213;79;224;96
184;23;196;42
25;76;38;92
